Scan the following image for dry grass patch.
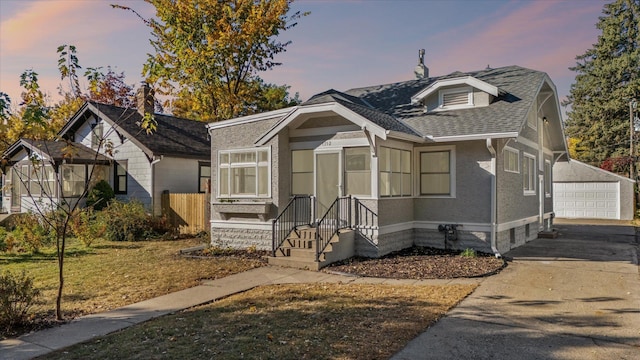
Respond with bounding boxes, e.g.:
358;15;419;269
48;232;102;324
1;238;265;338
40;283;476;360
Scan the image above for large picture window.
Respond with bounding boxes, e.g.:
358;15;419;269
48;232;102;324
291;150;313;195
523;153;536;195
345;147;371;196
61;164;86;197
379;147;411;197
219;148;270;197
420;149;452;196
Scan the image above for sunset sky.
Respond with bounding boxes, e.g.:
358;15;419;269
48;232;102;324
0;0;605;115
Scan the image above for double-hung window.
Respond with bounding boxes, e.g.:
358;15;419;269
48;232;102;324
504;147;519;173
114;161;127;195
291;150;313;195
523;153;536;195
61;164;86;197
345;147;371;196
420;147;454;196
219;148;270;197
199;162;211;193
379;147;411;197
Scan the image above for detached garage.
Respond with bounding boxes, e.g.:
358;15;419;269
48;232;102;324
553;159;635;220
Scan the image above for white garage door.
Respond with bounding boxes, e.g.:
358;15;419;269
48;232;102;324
553;182;619;219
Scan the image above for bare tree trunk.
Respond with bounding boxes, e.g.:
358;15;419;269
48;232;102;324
55;226;67;321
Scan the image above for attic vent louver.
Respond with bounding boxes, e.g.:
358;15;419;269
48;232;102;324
443;91;469;106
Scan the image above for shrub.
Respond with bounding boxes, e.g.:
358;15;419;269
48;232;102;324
70;208;107;247
460;248;477;258
86;180;115;211
0;270;40;332
99;200;150;241
0;227;7;252
11;213;54;253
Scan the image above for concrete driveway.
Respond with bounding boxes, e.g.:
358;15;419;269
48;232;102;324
392;224;640;360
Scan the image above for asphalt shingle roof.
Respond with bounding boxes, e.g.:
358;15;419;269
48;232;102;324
89;102;210;160
343;65;547;138
8;139;111;163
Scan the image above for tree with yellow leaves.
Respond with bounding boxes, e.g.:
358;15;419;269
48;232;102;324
116;0;304;122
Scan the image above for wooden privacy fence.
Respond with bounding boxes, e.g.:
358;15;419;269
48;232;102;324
161;192;210;235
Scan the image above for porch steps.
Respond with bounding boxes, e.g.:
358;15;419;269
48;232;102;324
268;227;354;271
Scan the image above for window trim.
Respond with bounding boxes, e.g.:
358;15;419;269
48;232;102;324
378;146;411;198
416;145;456;198
522;152;536;196
198;162;211;193
114;161;128;195
503;146;520;174
217;147;271;198
438;87;473;110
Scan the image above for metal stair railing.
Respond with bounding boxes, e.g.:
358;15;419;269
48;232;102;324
315;196;351;261
354;198;378;245
272;195;314;256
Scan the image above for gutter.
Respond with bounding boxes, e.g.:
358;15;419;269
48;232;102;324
486;138;502;258
150;155;163;216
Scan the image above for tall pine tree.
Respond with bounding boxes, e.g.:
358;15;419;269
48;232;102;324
565;0;640;168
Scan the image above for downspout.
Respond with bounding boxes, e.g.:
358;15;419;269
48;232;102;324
150;155;163;216
486;138;502;258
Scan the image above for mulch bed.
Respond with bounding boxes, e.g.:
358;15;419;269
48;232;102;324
325;246;506;279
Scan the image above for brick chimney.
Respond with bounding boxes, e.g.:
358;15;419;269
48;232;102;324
136;83;154;116
414;49;429;80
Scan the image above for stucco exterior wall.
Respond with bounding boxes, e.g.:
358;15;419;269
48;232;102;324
496;139;539;223
414;140;492;223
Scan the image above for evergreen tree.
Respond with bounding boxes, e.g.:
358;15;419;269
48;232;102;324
564;0;640;166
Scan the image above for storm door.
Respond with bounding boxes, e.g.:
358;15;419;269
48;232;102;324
315;152;341;217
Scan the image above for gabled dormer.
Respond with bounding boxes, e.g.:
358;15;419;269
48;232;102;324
410;75;500;112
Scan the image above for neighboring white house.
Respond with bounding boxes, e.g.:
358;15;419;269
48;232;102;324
553;159;635;220
206;54;569;268
1;87;211;216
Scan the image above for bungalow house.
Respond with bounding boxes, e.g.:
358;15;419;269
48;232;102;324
207;55;568;269
1;87;211;216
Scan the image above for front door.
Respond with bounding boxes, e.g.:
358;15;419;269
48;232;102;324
315;152;341;217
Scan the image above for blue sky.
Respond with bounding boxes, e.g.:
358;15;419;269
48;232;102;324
0;0;605;114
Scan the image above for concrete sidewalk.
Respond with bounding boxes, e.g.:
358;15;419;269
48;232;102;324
0;266;480;360
391;224;640;360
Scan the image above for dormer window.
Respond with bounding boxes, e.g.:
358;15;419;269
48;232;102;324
440;87;473;109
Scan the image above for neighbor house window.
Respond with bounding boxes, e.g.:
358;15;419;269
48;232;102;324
420;146;455;196
91;122;103;149
199;162;211;193
504;147;519;173
42;165;55;196
61;164;86;197
379;147;411;197
291;150;313;195
523;153;536;195
19;165;28;195
218;148;270;197
544;160;552;197
29;165;42;196
439;87;472;108
114;161;127;194
345;147;371;196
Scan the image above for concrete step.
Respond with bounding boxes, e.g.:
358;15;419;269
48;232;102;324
267;256;321;271
289;248;319;261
